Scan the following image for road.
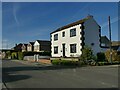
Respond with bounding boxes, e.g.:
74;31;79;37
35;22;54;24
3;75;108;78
2;59;119;88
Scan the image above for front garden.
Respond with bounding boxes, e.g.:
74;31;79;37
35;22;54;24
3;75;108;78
51;46;120;66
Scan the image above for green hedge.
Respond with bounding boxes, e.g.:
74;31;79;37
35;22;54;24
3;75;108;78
51;60;78;66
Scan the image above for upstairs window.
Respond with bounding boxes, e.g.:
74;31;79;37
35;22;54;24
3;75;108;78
70;44;76;53
54;34;58;41
62;31;65;37
70;28;76;37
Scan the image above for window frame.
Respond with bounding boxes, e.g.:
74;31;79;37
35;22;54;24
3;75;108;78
70;44;77;53
54;46;58;54
54;34;58;41
62;31;65;37
70;28;76;37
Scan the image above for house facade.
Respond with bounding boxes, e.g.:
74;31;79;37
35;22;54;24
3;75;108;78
13;43;23;52
51;15;101;57
34;40;50;52
21;44;28;52
27;42;34;52
13;43;27;52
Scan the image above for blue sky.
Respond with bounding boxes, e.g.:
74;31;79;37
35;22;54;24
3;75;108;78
2;2;118;49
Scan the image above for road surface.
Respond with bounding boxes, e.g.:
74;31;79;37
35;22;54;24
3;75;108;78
2;60;119;88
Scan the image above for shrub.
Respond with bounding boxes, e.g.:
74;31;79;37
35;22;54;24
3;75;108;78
11;52;17;59
5;51;11;59
97;52;106;62
51;60;78;66
105;49;118;62
79;45;94;64
78;60;86;66
18;52;24;60
51;60;60;65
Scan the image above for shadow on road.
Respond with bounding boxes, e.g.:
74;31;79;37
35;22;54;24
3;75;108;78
2;61;77;83
3;73;31;83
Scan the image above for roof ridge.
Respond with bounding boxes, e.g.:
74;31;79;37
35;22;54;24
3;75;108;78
51;15;93;34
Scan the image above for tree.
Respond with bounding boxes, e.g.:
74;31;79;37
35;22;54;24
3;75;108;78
105;49;118;62
18;52;24;60
79;45;94;64
5;51;11;59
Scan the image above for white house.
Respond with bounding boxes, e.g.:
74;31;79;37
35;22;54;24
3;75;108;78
34;40;51;52
27;42;34;52
50;15;102;57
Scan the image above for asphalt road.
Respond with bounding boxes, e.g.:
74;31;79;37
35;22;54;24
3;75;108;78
2;60;119;88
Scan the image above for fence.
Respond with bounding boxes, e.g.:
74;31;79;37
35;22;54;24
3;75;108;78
24;55;51;61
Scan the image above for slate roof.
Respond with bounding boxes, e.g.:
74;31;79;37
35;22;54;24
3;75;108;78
29;42;34;45
51;15;100;34
101;36;110;44
36;40;50;45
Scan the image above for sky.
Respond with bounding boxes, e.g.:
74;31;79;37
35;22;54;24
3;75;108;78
2;2;119;49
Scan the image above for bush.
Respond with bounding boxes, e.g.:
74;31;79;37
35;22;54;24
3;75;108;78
11;52;17;59
78;60;86;66
79;45;95;64
105;49;118;62
51;60;60;65
97;52;106;62
18;52;24;60
51;60;78;66
5;51;11;59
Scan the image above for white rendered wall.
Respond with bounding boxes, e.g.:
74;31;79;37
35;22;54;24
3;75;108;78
34;41;40;52
84;18;101;55
51;24;82;57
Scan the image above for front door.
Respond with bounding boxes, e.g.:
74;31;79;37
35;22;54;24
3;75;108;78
62;44;65;57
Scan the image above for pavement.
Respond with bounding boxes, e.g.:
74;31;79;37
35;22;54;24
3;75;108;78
11;59;52;66
2;59;119;88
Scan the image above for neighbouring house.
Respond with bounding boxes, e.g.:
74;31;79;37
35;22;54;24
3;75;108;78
51;15;102;57
13;43;28;52
34;40;50;52
100;36;110;48
100;37;120;51
21;44;28;52
13;43;23;52
27;42;34;52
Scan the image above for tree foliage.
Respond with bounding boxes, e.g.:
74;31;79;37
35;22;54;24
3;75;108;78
5;51;11;59
18;52;24;60
105;49;119;62
79;45;94;62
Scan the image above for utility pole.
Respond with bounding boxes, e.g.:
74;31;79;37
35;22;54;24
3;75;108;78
108;16;112;64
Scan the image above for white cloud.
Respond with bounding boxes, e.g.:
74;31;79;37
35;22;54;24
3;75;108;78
13;3;21;26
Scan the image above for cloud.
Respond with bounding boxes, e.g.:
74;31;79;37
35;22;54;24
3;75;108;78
13;3;20;26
